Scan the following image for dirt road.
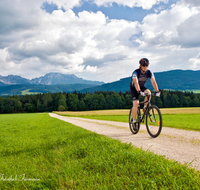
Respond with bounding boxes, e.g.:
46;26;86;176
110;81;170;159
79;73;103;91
49;113;200;171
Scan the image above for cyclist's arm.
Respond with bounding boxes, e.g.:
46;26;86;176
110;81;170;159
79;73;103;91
150;77;159;92
133;78;141;92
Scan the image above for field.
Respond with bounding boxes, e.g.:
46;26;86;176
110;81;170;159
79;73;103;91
191;90;200;93
0;113;200;189
21;89;40;95
56;107;200;131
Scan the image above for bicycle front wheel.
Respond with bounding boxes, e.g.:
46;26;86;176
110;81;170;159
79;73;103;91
146;105;162;138
129;108;140;134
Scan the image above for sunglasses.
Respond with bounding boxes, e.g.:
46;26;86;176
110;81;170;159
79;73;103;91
141;65;148;67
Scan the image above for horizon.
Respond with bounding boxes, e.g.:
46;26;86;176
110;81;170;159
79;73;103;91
0;69;200;83
0;0;200;83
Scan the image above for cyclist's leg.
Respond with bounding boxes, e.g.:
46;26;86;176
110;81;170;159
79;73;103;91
130;87;139;121
143;88;151;107
132;100;139;121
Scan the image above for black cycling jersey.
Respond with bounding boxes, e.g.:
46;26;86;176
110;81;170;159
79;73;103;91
130;68;154;88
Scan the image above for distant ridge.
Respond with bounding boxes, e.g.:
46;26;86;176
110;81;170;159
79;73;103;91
0;84;97;96
80;70;200;93
0;73;104;86
0;70;200;96
0;75;30;85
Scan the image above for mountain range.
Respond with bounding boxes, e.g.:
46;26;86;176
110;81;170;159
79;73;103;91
0;70;200;96
0;73;104;86
81;70;200;93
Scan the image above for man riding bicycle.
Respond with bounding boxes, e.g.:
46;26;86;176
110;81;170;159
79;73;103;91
130;58;160;128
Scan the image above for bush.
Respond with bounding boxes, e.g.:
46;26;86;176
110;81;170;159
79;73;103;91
58;105;66;111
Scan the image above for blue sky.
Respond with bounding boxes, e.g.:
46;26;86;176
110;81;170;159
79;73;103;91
43;1;177;22
0;0;200;82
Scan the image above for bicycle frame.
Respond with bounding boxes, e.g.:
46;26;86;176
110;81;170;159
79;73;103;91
129;92;162;138
137;94;152;123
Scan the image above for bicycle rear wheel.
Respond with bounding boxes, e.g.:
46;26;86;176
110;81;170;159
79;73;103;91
146;105;162;138
129;108;140;134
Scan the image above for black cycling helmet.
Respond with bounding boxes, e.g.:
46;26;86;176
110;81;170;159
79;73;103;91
139;58;149;66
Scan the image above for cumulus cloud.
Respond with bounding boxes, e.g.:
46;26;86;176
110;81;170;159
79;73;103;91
139;3;199;48
45;0;81;10
0;0;200;82
173;12;200;48
182;0;200;7
0;0;144;81
92;0;168;9
189;53;200;69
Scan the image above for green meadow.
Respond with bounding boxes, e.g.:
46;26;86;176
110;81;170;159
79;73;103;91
0;113;199;189
21;89;40;95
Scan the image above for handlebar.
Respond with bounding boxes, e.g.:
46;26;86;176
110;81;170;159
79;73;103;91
143;92;160;96
139;92;160;105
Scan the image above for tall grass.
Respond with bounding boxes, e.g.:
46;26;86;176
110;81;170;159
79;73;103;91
0;113;199;189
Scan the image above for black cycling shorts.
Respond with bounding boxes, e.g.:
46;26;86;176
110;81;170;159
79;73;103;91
130;87;147;101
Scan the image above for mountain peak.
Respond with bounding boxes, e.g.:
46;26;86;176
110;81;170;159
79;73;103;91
0;73;104;86
0;75;30;85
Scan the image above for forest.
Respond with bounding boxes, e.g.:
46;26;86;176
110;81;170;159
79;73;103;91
0;90;200;113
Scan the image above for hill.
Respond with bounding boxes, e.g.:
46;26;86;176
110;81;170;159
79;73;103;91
30;73;104;85
0;73;104;86
0;72;104;95
80;70;200;93
0;84;98;96
1;70;200;96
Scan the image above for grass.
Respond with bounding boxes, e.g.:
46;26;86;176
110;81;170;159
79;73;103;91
188;90;200;93
0;113;199;189
56;107;200;131
21;89;40;95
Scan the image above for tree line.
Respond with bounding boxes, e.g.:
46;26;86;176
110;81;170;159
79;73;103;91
0;90;200;113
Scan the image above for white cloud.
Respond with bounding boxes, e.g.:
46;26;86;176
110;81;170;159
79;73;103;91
182;0;200;7
93;0;168;9
1;0;144;81
85;65;98;73
46;0;81;10
173;12;200;48
1;0;200;83
140;3;199;48
189;51;200;69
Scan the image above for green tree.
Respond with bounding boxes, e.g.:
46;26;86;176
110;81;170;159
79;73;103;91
120;94;126;108
24;103;35;113
125;94;132;109
192;96;199;107
155;97;163;108
171;94;179;107
58;105;66;111
37;100;44;112
90;94;99;110
105;94;115;109
78;100;86;111
42;93;53;110
178;92;184;107
67;94;79;111
98;93;106;110
58;94;67;111
183;96;192;107
83;94;92;110
113;92;123;109
1;98;14;113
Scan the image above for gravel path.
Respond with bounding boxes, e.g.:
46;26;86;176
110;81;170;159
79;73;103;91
49;113;200;171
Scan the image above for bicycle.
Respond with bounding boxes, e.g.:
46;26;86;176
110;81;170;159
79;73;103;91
129;93;162;138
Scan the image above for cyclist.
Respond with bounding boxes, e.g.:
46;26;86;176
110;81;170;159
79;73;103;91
130;58;160;128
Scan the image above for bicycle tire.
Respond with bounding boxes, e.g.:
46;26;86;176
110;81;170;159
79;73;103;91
146;105;162;138
129;108;140;134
